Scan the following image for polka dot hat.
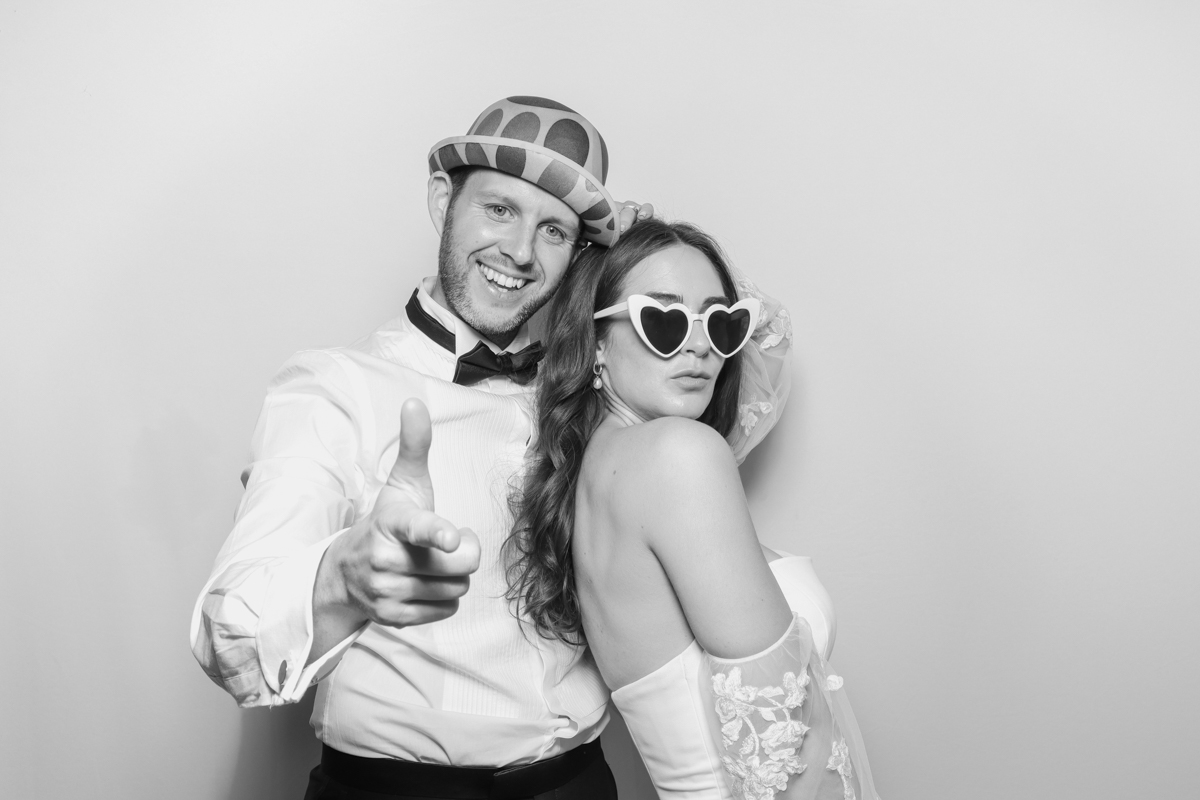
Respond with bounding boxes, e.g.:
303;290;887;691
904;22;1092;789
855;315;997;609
428;96;619;247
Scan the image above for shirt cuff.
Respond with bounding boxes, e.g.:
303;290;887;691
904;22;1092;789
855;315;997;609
256;527;362;704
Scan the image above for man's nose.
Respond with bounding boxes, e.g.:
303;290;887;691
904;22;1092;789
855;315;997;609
499;220;537;267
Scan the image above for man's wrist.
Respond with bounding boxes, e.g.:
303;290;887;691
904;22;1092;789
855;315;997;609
312;530;363;625
308;532;372;666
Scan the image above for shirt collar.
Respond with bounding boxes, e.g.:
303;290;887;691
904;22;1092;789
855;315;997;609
416;276;532;359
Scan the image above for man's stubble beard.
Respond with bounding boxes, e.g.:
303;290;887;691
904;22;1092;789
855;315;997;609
436;212;553;343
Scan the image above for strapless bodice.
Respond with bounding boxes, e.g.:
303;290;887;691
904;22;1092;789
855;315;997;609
610;556;839;799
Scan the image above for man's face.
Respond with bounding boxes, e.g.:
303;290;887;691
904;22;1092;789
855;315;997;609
433;169;581;347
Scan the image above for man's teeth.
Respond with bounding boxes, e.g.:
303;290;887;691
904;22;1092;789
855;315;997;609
480;264;529;290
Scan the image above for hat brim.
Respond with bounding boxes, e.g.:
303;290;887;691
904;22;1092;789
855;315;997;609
429;135;620;248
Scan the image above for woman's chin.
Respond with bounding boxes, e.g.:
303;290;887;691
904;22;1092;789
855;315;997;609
647;399;711;422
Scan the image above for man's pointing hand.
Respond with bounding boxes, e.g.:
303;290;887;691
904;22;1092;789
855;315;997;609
310;399;480;661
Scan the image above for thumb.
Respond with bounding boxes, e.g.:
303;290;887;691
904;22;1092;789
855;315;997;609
388;398;434;489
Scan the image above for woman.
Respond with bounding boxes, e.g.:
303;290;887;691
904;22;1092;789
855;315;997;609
506;219;879;800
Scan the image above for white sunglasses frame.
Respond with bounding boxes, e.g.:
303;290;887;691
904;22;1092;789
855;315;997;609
593;294;762;358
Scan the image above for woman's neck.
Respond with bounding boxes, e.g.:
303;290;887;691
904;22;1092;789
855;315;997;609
602;392;646;428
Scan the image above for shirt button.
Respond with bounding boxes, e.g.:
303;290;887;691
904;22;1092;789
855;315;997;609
278;660;289;686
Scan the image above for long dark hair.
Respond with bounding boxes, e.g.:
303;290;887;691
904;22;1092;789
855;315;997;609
504;218;745;645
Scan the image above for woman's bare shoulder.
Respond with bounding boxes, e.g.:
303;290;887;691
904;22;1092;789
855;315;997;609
616;416;735;472
601;418;743;529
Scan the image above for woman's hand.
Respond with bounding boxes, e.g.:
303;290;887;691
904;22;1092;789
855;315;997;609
617;200;655;233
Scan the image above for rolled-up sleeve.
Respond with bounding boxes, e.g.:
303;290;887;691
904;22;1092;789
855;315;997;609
190;350;369;707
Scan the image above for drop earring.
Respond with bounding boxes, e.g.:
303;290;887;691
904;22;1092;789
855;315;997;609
592;362;604;390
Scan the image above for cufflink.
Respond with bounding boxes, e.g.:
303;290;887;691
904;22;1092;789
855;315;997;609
278;660;289;687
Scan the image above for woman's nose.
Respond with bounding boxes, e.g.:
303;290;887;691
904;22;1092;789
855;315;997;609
681;319;711;356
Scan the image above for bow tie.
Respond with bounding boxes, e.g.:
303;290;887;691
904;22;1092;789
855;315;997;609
405;289;543;387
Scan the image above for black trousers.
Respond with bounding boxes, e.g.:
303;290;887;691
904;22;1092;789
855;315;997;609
302;742;618;800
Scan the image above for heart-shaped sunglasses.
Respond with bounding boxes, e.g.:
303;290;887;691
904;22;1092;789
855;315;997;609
593;295;761;358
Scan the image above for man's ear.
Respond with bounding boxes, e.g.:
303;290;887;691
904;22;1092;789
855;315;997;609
568;239;591;267
428;171;453;236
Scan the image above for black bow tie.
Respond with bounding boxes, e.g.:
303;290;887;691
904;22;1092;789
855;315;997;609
405;290;543;387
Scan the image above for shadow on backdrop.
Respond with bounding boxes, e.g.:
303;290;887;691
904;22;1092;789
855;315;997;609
226;693;322;800
600;709;657;799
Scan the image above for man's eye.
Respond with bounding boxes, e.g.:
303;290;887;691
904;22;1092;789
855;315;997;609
488;205;511;218
544;225;563;240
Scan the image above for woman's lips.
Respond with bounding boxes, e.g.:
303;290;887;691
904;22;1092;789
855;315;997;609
671;368;712;380
670;369;713;389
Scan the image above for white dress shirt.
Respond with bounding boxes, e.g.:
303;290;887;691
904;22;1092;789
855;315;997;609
190;278;610;766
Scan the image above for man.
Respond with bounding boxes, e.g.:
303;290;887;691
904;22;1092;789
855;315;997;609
191;96;650;798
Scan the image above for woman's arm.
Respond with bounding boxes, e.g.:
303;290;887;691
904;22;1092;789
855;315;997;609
615;417;793;659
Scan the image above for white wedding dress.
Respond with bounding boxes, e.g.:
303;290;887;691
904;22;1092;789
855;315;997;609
610;556;880;800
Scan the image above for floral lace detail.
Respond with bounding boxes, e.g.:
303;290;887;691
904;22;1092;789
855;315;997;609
738;400;775;435
757;306;793;350
711;666;811;800
827;739;856;800
737;277;794;350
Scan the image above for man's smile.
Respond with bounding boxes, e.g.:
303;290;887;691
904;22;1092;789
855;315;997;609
477;261;531;292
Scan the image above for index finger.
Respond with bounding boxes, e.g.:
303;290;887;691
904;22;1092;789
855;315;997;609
403;524;482;578
378;506;460;552
402;509;462;553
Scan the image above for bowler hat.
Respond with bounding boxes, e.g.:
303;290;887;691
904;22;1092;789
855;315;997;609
429;96;619;247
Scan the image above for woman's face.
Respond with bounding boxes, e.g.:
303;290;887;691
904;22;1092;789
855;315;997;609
596;244;730;424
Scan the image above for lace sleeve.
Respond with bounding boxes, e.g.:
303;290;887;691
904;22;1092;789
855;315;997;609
702;614;880;800
727;270;793;464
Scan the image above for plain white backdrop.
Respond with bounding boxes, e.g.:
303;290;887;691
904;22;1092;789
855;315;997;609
2;2;1198;798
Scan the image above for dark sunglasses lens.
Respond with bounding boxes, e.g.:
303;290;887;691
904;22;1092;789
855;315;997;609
639;306;690;355
706;309;752;356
